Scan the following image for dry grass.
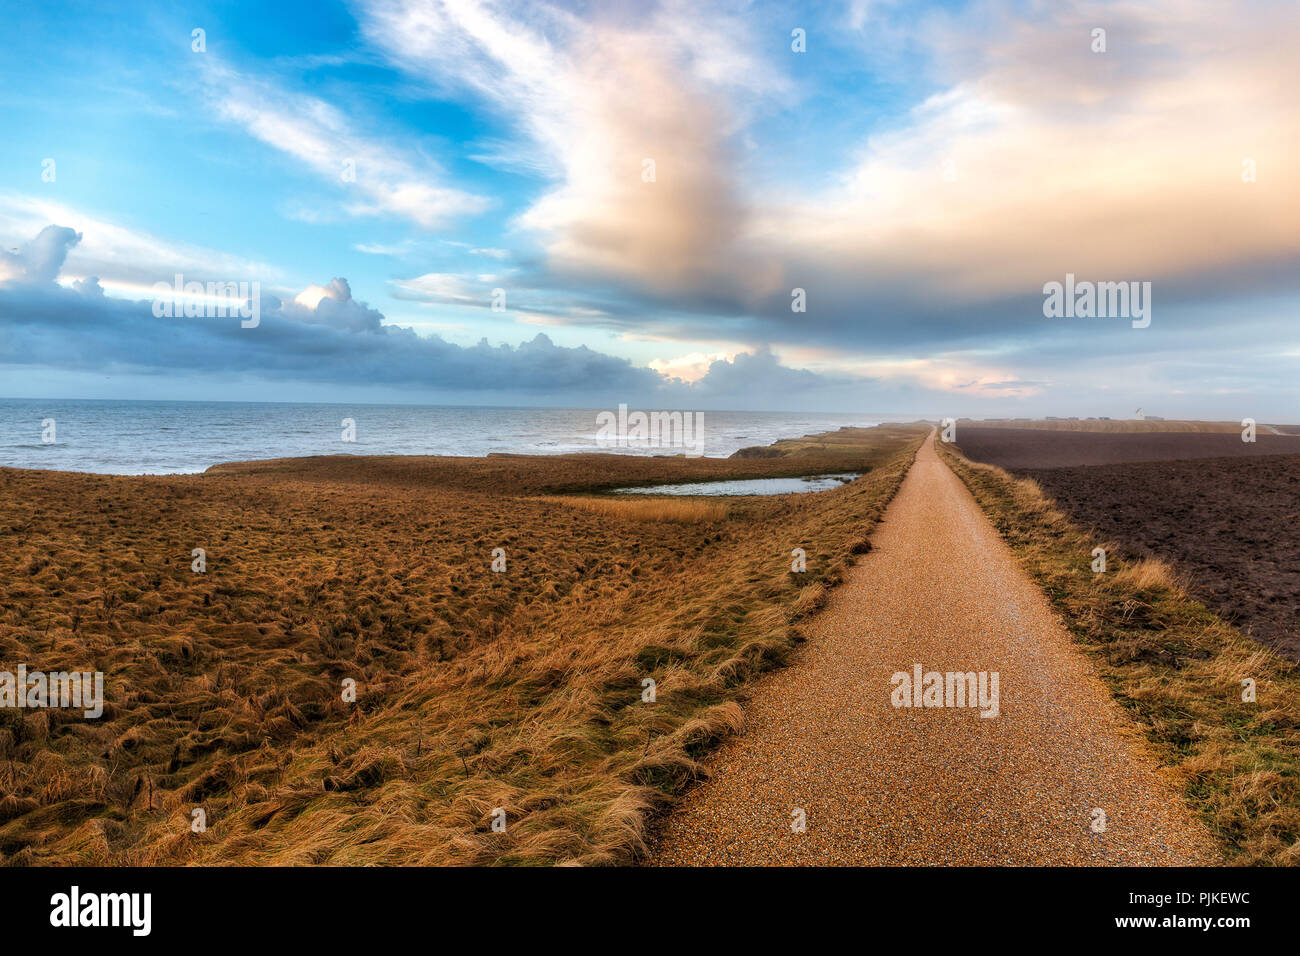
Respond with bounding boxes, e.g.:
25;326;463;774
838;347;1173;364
938;441;1300;865
734;423;929;458
1112;557;1181;593
0;425;925;866
538;496;730;524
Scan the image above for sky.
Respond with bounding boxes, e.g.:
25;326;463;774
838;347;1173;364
0;0;1296;417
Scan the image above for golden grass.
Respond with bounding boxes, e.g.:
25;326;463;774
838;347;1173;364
1112;557;1181;593
735;424;926;457
938;441;1300;865
538;496;729;524
0;424;925;866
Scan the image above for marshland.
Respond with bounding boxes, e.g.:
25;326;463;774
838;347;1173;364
0;424;925;864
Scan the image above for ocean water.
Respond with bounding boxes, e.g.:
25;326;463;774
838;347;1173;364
0;399;883;475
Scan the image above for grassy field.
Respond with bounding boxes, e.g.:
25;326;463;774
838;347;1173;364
0;424;924;865
537;496;730;524
938;440;1300;864
733;423;928;456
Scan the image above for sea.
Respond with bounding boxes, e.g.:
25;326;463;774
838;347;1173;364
0;399;885;475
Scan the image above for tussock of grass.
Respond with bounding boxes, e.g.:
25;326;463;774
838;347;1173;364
0;425;925;866
538;496;729;524
938;442;1300;865
1112;557;1181;593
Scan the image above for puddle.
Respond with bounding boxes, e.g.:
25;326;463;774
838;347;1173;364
614;473;861;496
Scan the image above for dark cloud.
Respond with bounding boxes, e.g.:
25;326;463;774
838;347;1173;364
0;226;663;395
0;222;904;412
687;346;831;396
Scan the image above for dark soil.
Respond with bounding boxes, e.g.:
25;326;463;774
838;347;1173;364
955;427;1300;470
1019;455;1300;660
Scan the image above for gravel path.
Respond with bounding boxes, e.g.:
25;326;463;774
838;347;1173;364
651;432;1218;865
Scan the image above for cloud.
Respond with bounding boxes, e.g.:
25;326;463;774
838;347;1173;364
8;2;1298;417
0;224;82;283
0;224;662;396
0;194;280;292
391;272;485;307
353;239;416;256
685;346;833;397
288;278;384;331
0;222;884;410
758;0;1300;347
72;275;104;298
648;350;735;383
356;0;780;297
205;63;491;228
355;0;1299;364
8;221;1292;415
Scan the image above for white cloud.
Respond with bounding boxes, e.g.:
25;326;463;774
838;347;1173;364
648;350;736;383
356;0;1300;360
0;194;282;291
354;239;415;256
765;0;1300;315
206;64;491;229
0;224;82;283
356;0;784;295
391;272;483;305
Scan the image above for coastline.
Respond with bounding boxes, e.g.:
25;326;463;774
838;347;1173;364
0;398;904;476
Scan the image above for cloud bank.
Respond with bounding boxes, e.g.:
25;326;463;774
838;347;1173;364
0;224;854;407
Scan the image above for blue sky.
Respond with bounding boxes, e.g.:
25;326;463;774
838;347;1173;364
1;0;1296;416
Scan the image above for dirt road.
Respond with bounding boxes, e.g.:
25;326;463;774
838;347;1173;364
651;432;1217;865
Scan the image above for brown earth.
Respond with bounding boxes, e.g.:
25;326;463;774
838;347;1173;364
953;426;1300;661
954;426;1300;469
1019;456;1300;661
0;424;925;865
957;419;1260;433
